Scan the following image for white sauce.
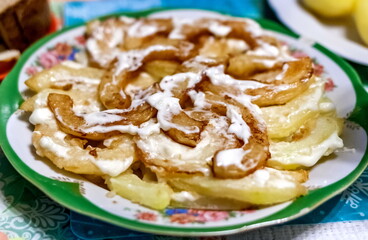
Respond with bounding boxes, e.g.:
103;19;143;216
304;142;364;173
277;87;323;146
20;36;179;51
270;131;343;167
208;21;231;36
119;16;135;24
29;108;54;125
145;72;202;134
160;72;201;93
243;18;263;37
229;93;266;130
319;102;335;112
298;81;324;112
188;90;210;109
86;38;119;67
73;104;101;114
205;66;266;91
61;61;84;69
39;136;69;158
271;179;296;189
227;105;251;144
80;111;125;126
82;120;160;136
103;136;121;147
128;21;159;37
147;92;199;134
254;168;296;189
171;191;200;202
226;39;249;52
252;58;279;68
115;45;177;75
91;157;133;177
215;148;250;170
248;41;280;57
252;169;270;186
54;131;67;140
169;18;194;39
136;131;214;175
107;28;124;48
275;64;289;81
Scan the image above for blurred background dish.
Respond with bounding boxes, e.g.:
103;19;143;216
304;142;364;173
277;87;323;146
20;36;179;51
0;50;20;80
0;0;60;81
268;0;368;65
0;0;51;51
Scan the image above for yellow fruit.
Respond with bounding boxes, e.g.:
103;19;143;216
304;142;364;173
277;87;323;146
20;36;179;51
302;0;356;18
106;171;173;210
261;78;324;139
354;0;368;45
267;114;344;170
167;168;308;205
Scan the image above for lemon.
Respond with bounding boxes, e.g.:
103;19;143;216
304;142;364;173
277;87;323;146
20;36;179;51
302;0;356;18
354;0;368;45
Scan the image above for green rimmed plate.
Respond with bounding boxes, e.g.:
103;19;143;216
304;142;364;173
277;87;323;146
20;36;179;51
0;8;367;237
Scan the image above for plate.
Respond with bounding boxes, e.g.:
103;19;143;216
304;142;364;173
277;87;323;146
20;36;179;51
268;0;368;65
1;8;368;236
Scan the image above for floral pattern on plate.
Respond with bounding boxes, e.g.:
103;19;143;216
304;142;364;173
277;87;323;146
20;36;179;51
135;209;237;224
288;46;336;92
25;35;86;77
0;151;78;240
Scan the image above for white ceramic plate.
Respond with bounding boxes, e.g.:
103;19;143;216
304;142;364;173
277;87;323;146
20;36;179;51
268;0;368;65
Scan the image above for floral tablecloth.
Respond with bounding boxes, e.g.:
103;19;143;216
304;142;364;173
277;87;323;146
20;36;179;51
0;149;75;239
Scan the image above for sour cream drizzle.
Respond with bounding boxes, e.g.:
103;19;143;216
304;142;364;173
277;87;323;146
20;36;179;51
128;20;159;37
115;45;177;75
147;72;202;134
